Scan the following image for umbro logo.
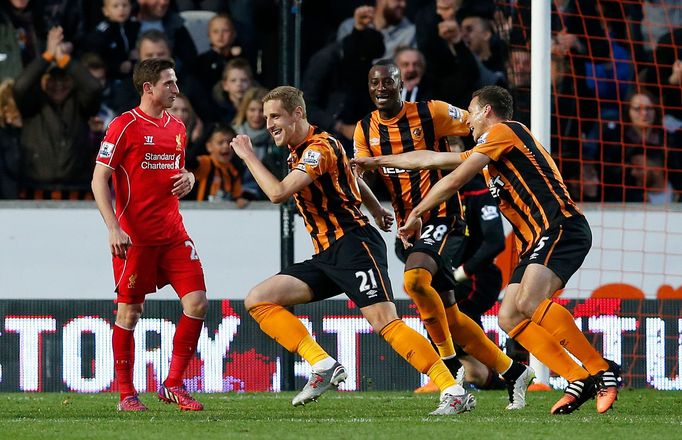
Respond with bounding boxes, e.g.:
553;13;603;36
144;135;154;145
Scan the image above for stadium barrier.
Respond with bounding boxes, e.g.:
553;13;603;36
0;299;680;393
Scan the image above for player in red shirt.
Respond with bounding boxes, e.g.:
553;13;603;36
92;58;207;412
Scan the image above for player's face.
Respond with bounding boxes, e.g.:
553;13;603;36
102;0;131;24
368;65;402;113
263;99;301;147
149;68;179;109
467;96;490;141
245;99;265;129
209;17;235;50
207;131;235;164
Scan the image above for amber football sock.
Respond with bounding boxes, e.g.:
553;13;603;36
249;302;329;365
532;299;609;375
445;304;512;373
113;324;136;400
404;268;455;358
509;319;589;382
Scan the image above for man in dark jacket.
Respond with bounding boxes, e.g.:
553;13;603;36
13;26;102;198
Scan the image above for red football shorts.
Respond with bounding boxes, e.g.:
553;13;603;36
113;239;206;304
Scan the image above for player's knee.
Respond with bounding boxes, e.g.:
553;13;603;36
403;268;430;297
244;288;265;310
497;311;517;333
116;308;142;329
187;296;208;318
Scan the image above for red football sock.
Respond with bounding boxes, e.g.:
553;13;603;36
113;324;136;400
164;313;204;388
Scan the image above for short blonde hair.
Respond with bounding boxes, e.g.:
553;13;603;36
262;86;306;118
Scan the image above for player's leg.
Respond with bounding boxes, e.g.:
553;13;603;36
334;226;474;415
500;278;595;414
157;240;208;410
360;298;475;415
246;267;345;406
404;252;456;361
114;301;146;411
112;245;155;411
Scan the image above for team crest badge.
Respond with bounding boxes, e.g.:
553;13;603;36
176;134;182;151
128;273;137;289
412;127;422;139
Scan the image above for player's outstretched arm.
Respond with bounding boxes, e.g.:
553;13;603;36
398;152;490;241
357;177;394;232
351;150;462;173
231;134;312;204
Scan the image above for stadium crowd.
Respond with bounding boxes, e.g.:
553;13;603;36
0;0;680;204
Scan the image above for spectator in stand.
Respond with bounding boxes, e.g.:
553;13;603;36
644;29;682;138
0;0;47;80
394;46;434;102
626;148;680;204
80;0;140;81
168;92;205;158
232;86;275;199
80;52;115;156
457;7;507;86
564;162;603;203
337;1;415;60
302;19;384;148
211;57;252;125
186;122;249;207
599;90;681;201
136;0;197;68
506;34;530;127
195;13;246;96
109;29;212;121
414;0;481;106
13;26;102;199
0;78;22;198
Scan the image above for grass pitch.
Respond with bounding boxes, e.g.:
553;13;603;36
0;389;680;439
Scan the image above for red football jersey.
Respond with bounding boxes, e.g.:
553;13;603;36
96;107;189;246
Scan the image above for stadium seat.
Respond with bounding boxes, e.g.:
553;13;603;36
180;10;216;54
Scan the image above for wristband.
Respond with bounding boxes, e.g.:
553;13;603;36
454;265;468;282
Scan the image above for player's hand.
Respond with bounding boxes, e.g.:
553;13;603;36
397;214;422;249
109;227;131;259
171;169;195;198
230;134;255;160
350;156;381;177
354;6;375;31
372;206;394;232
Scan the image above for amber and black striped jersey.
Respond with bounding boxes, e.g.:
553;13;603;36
289;126;369;254
189;155;243;202
354;100;470;225
461;121;583;256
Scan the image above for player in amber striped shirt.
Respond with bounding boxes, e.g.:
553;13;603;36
354;61;533;410
230;86;475;415
353;85;621;415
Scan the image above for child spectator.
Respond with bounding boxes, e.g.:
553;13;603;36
195;13;244;95
81;0;140;81
210;57;252;124
186;122;249;207
232;87;274;199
